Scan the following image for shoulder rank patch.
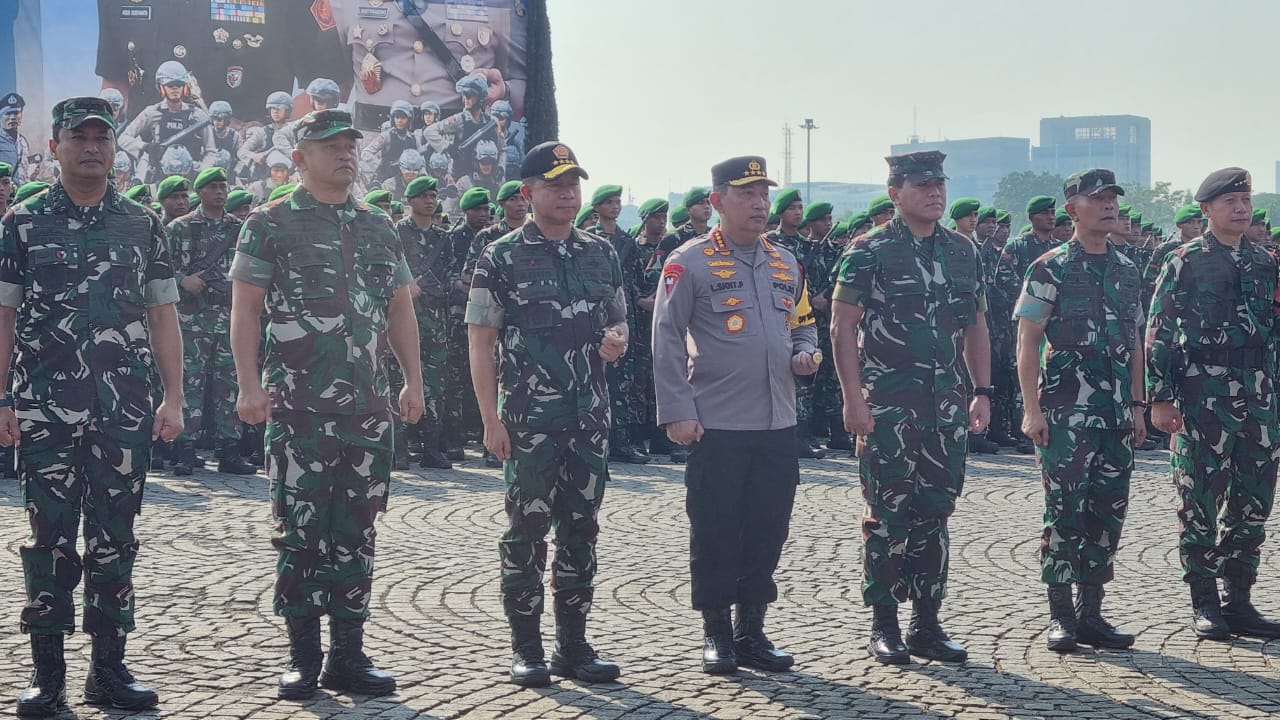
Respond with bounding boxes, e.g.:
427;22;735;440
663;263;685;295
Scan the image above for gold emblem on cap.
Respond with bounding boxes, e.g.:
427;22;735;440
173;45;187;58
553;145;570;159
748;160;761;171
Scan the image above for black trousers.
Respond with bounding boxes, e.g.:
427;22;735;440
685;427;800;610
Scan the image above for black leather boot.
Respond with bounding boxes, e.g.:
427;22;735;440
1189;577;1231;640
1222;575;1280;639
217;440;258;475
245;424;264;466
609;426;650;464
278;616;323;700
319;618;397;696
733;604;794;671
796;430;825;459
1075;583;1134;648
904;597;967;662
16;634;66;718
701;608;737;674
668;446;689;464
1045;583;1078;652
418;428;452;469
509;615;551;687
967;434;1000;455
171;438;193;476
868;604;909;664
549;612;620;683
150;440;168;472
985;430;1019;448
83;634;159;710
484;451;504;468
827;421;854;452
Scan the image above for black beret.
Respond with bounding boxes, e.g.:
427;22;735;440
1194;167;1251;203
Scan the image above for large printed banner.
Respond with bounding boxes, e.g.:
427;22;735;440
1;0;551;210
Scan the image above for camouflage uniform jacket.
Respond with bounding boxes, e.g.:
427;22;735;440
229;186;413;415
994;232;1057;320
1146;231;1280;406
1013;239;1143;429
446;223;481;305
646;222;702;294
1142;236;1192;306
764;228;803;254
832;217;987;428
0;182;179;427
168;207;241;313
462;219;520;283
398;216;456;306
464;223;627;432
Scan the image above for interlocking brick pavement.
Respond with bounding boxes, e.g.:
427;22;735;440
1;444;1278;719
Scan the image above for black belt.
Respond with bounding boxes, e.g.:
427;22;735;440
1187;347;1266;369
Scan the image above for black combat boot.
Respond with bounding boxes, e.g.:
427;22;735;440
549;611;620;683
668;446;688;464
1221;575;1280;639
868;604;909;664
904;597;968;662
83;634;158;710
392;427;411;471
509;615;551;687
1075;583;1134;648
171;438;194;476
278;616;323;700
417;428;452;469
733;604;794;671
827;416;854;451
700;608;737;674
244;423;265;466
609;426;649;464
796;431;825;459
985;429;1019;448
149;440;167;472
484;451;503;468
1015;437;1036;455
967;434;1000;455
319;618;396;696
443;427;466;462
217;440;257;475
1189;578;1230;640
1045;583;1078;652
16;633;66;718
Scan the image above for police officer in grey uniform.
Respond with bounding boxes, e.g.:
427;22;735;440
652;155;820;676
0;93;32;185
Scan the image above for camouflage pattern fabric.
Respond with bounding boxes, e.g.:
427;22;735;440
399;217;455;437
980;236;1017;436
589;224;641;443
1142;237;1186;311
764;228;803;255
498;429;608;618
266;411;392;619
445;222;482;444
18;419;151;636
627;238;660;430
1146;231;1280;582
168;208;242;441
462;219;519;283
802;234;847;424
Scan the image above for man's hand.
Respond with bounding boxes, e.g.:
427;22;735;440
969;396;991;434
637;295;655;311
1152;401;1183;434
811;294;830;312
598;331;627;362
484;418;512;461
791;351;820;376
180;275;206;294
152;396;184;442
1022;409;1049;448
1133;411;1148;447
666;419;704;446
844;397;874;436
408;280;423;300
0;407;19;447
237;384;272;425
400;383;425;425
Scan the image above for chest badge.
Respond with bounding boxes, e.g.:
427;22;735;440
771;271;794;282
710;269;736;279
706;259;734;268
721;296;743;307
726;313;745;333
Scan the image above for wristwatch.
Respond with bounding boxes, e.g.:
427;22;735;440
973;386;994;397
1133;400;1151;409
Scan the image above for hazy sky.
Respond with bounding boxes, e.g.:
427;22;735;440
548;0;1280;202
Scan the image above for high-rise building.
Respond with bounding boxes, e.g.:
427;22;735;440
888;137;1031;202
1032;115;1151;188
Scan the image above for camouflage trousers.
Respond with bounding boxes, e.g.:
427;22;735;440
1171;396;1279;583
267;411;392;619
989;349;1019;437
416;300;450;435
1037;426;1132;585
500;429;609;618
628;312;656;429
178;309;240;442
18;418;150;636
443;307;478;446
811;320;843;423
858;422;967;605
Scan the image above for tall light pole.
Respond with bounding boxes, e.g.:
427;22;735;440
801;118;818;200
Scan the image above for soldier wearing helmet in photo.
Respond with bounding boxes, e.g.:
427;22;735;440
490;99;525;166
112;150;136;192
426;150;460;216
99;88;128;130
425;74;499;181
361;100;420;185
118;61;218;182
457;139;502;196
207;101;241;168
381;148;426;196
418;101;442;132
248;150;295;206
237;91;295;183
306;77;343;114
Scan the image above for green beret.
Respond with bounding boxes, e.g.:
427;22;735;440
976;206;998;223
1271;226;1280;240
404;175;438;199
574;205;595;227
1141;222;1154;232
638;198;669;220
867;194;894;216
156;175;190;201
268;183;296;202
771;188;802;217
123;184;152;203
434;199;443;213
1252;208;1268;225
496;180;523;202
670;206;690;226
14;181;50;204
1117;204;1132;216
1054;208;1072;226
193;166;227;190
488;202;499;215
390;200;403;215
1129;211;1142;223
188;191;200;207
849;211;871;231
0;162;11;179
1026;195;1055;215
495;206;504;218
830;219;849;237
1174;204;1203;224
459;186;491;211
225;189;254;213
947;197;981;220
802;201;833;223
767;212;779;225
682;186;710;208
995;210;1012;224
150;202;163;213
590;184;622;207
1018;224;1032;235
627;223;641;237
363;189;392;206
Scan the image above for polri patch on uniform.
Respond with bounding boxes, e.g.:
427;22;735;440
663;263;685;295
311;0;336;30
226;66;244;88
120;5;152;20
359;6;390;19
726;313;745;333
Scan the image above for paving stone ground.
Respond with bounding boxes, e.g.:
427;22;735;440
1;442;1278;719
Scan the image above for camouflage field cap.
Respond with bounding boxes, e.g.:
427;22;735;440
51;96;116;131
1063;169;1124;199
886;150;948;182
293;109;363;142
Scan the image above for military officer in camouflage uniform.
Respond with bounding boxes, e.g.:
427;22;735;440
867;194;896;227
229;109;424;699
399;174;455;470
1014;169;1144;653
441;186;492;459
652;155;819;675
168;166;257;477
629;198;669;460
948;198;1001;455
803;206;856;453
156;175;192;224
764;187;803;254
650;186;713;276
1052;208;1074;243
792;201;833;458
831;150;991;665
1144;204;1203;305
467;141;625;687
225;189;255;222
0;97;183;716
1147;167;1280;642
